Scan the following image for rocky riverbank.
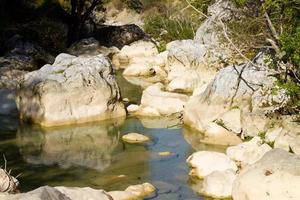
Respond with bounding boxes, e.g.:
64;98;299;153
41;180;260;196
0;0;299;199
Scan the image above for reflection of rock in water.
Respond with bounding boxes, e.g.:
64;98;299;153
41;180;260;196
182;126;228;153
17;118;125;171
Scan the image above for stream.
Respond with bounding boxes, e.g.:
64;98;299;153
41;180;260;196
0;71;229;200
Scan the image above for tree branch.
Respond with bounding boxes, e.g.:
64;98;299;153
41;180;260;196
264;12;279;41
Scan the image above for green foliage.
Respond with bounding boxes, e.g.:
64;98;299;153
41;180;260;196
189;0;214;13
280;27;300;68
144;13;199;51
276;80;300;108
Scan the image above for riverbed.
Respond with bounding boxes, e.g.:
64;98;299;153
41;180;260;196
0;71;229;199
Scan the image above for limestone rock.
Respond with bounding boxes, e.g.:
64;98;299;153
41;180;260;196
186;151;237;178
125;183;156;198
139;83;189;116
108;182;156;200
200;170;236;198
226;137;272;168
274;131;300;155
183;52;278;135
218;108;242;134
127;104;140;113
232;149;300;200
201;122;242;146
122;133;150;143
165;40;218;93
112;41;158;69
16;53;126;127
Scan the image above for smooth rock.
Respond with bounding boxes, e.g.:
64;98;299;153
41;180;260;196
218;108;242;134
200;170;236;198
122;133;150;144
186;151;237;178
112;41;158;69
16;53;126;127
226;137;272;168
127;104;140;113
139;83;189;116
201;122;242;146
274;131;300;155
232;149;300;200
125;182;156;198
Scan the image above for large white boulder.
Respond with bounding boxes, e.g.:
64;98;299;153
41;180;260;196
137;83;189;116
16;53;126;127
112;41;158;69
165;40;218;93
226;137;272;168
232;149;300;200
183;53;286;136
186;151;237;178
200;169;236;199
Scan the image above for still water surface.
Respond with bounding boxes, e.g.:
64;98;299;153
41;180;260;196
0;71;228;199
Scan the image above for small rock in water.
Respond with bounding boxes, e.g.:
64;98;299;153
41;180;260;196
123;98;130;102
122;133;150;143
158;151;172;156
108;182;156;200
127;104;140;113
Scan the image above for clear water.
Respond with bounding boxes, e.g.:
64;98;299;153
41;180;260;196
0;72;228;199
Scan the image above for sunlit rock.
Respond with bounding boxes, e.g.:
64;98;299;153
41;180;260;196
122;133;150;144
165;40;218;93
112;41;158;69
138;83;189;116
108;182;155;200
16;53;126;127
201;122;242;146
226;137;272;168
127;104;140;113
183;53;285;138
200;169;236;199
186;151;237;178
232;149;300;200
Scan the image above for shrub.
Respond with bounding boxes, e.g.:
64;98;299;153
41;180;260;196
144;13;199;51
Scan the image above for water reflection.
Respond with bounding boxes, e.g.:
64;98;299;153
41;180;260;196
17;118;124;171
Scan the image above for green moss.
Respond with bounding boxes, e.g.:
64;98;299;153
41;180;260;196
54;69;65;74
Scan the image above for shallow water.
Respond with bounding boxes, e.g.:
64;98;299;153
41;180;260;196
0;72;229;199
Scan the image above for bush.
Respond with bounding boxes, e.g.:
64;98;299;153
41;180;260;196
144;13;199;51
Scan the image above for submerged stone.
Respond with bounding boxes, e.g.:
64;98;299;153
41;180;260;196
122;132;150;144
